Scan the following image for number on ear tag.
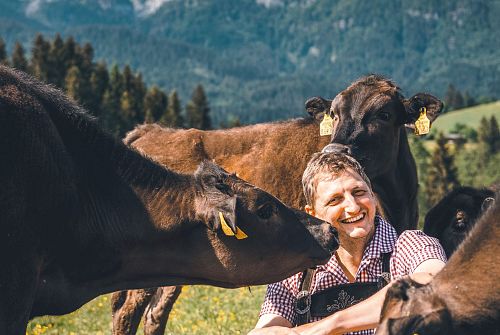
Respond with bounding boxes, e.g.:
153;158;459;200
320;114;334;136
414;107;430;136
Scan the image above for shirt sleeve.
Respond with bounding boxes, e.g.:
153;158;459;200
259;280;298;325
391;230;447;279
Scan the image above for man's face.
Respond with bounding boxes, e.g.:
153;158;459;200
305;169;376;241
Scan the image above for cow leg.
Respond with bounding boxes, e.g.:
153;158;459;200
143;286;183;335
111;288;156;335
0;253;40;335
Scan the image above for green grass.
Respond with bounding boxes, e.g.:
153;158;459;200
27;286;267;335
432;101;500;133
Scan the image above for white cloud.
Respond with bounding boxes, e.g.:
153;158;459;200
132;0;174;16
256;0;284;8
25;0;57;16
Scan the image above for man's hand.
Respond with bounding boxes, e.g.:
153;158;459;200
248;326;300;335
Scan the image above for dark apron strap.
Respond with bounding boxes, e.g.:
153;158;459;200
294;268;316;326
294;252;392;326
378;251;392;288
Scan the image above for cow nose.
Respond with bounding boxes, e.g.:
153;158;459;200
322;143;351;155
328;225;339;254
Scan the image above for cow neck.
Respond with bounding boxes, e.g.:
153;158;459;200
41;96;198;239
371;128;418;234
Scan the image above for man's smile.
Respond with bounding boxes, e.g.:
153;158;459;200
340;212;366;224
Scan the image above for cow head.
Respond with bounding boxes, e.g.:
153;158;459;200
189;161;339;285
377;278;453;335
423;186;495;257
306;75;443;178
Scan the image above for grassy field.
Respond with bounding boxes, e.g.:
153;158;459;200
432;101;500;133
27;286;267;335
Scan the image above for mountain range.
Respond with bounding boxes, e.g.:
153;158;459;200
0;0;498;124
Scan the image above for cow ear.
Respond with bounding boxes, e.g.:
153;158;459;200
403;93;443;127
213;196;238;235
195;161;238;234
305;96;332;121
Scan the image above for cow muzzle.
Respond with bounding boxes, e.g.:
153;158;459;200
322;143;351;155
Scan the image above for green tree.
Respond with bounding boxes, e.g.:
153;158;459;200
62;36;78;69
11;42;28;72
48;33;66;87
424;132;459;207
31;34;50;80
186;84;211;129
0;37;8;66
120;65;146;124
408;135;431;221
478;116;500;156
76;42;94;107
144;86;168;123
89;62;109;118
160;89;183;127
132;72;146;123
101;64;123;135
119;91;138;135
463;91;476;108
65;65;83;102
444;84;464;112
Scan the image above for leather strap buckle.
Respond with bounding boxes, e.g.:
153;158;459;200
295;290;312;314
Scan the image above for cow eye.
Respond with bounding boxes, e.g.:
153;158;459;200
257;203;275;220
377;111;391;121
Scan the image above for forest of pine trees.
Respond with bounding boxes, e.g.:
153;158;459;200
0;34;214;137
412;115;500;222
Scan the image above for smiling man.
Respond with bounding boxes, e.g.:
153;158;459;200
250;152;446;335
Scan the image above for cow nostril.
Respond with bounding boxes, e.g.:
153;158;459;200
322;143;350;155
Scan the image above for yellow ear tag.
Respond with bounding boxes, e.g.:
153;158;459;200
414;107;430;136
320;113;334;136
234;227;248;240
218;212;235;236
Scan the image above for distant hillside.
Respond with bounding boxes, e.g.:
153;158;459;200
1;0;499;125
432;101;500;134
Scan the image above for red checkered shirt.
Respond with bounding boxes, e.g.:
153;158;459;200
259;216;447;335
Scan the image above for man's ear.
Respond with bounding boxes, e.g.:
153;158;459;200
403;93;443;127
304;205;315;217
305;96;332;121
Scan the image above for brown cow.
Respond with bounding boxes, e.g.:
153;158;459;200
377;192;500;335
0;66;339;335
113;75;443;335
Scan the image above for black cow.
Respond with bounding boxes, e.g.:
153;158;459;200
424;186;496;257
377;192;500;335
314;74;443;233
0;66;339;335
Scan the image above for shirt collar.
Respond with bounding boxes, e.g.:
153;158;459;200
364;215;397;259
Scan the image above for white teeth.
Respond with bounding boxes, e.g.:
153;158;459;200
341;213;365;224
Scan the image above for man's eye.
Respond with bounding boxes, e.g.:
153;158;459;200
354;190;366;196
328;197;341;205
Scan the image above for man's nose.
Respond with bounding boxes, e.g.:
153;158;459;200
343;195;360;213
